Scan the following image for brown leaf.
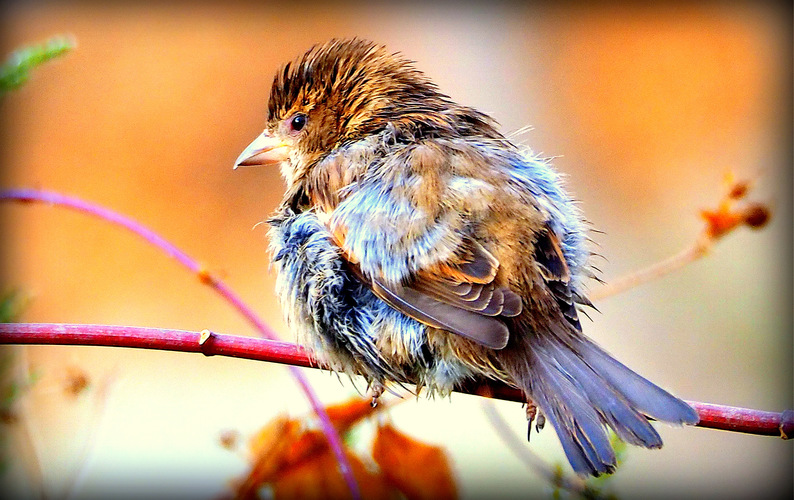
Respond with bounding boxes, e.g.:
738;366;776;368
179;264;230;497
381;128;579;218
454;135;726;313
233;415;304;499
219;429;240;451
701;201;742;239
701;174;771;239
742;203;771;229
372;424;458;500
229;398;400;499
281;430;330;468
63;366;89;397
324;396;381;433
274;448;394;500
727;180;750;200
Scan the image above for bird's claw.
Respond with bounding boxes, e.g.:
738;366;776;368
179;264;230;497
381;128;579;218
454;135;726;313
369;382;385;408
526;401;545;441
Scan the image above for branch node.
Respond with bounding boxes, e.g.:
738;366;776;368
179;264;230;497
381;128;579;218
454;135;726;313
197;266;217;286
198;329;214;356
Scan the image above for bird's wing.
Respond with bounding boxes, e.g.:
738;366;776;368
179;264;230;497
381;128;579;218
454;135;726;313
411;238;522;317
340;236;521;350
533;227;583;331
324;149;522;350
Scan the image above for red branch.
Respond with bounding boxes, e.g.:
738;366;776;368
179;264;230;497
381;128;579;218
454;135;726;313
0;188;361;499
2;322;791;440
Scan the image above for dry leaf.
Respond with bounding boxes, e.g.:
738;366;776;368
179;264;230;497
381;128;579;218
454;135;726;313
228;398;456;500
372;424;457;500
701;175;771;239
63;366;89;397
274;448;394;500
701;202;742;239
219;429;240;451
324;396;382;433
233;415;303;499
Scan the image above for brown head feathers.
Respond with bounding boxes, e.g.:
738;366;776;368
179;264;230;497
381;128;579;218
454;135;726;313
267;38;501;146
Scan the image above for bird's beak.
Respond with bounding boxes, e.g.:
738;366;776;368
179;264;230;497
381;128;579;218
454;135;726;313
234;131;290;169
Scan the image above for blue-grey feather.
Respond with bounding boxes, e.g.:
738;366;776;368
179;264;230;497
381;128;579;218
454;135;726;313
269;209;478;391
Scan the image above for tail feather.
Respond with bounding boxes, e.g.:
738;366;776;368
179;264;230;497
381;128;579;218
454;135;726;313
532;356;616;475
578;341;699;425
544;338;663;448
507;325;699;476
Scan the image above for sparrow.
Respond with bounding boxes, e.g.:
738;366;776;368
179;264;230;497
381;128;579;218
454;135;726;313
235;38;698;476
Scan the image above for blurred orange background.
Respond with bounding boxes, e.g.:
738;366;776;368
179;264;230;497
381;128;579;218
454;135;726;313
1;2;791;498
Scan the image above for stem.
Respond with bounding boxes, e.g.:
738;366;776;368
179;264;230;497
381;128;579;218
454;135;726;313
589;232;712;302
0;189;360;499
481;401;586;494
1;188;277;338
2;323;790;440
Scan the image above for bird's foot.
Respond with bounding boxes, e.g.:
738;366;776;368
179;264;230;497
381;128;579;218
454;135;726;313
526;400;546;441
369;382;385;408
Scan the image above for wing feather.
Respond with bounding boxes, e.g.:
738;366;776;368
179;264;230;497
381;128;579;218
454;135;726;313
332;223;521;348
535;227;583;331
370;278;510;349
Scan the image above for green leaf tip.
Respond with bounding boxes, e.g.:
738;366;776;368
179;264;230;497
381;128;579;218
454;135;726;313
0;34;76;93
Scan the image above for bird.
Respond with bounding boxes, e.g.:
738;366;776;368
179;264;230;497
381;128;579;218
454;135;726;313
235;38;699;476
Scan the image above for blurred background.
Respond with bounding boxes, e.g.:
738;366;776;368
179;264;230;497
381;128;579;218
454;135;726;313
1;1;791;498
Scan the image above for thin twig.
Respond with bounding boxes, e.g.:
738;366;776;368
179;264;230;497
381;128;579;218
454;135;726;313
480;401;586;494
13;347;47;500
64;369;117;500
590;175;770;302
0;189;361;500
1;323;790;440
589;232;711;301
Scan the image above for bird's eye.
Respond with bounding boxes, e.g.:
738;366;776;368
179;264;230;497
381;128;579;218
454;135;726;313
289;113;307;133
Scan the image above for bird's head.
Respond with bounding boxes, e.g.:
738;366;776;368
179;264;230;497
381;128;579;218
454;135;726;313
235;38;499;187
